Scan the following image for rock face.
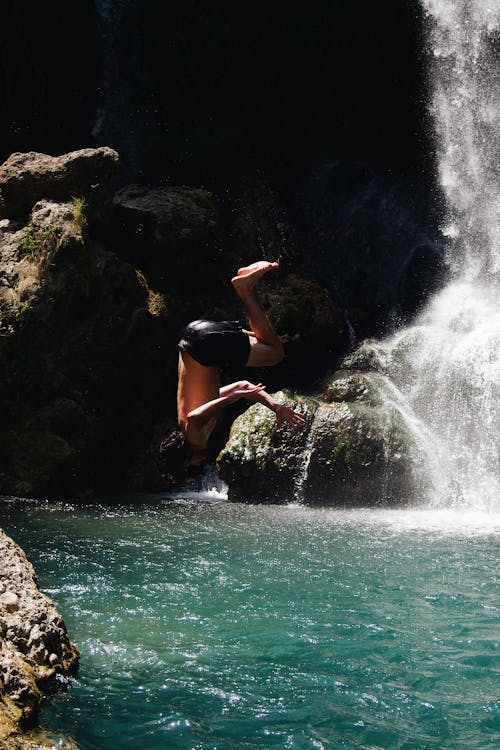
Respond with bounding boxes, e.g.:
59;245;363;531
0;190;161;497
0;148;349;496
0;148;120;219
218;342;429;505
292;162;443;338
0;147;439;498
0;528;79;746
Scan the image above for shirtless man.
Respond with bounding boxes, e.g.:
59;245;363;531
159;261;305;478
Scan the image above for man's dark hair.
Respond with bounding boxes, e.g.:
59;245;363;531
158;430;192;480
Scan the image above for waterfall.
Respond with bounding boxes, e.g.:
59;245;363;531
374;0;499;510
92;0;142;174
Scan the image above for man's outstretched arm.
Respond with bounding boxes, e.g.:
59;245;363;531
221;381;305;430
188;380;305;431
244;386;305;430
186;382;266;426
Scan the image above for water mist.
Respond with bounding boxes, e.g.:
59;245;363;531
374;0;499;510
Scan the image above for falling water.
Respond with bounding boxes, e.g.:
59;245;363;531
93;0;142;173
374;0;499;510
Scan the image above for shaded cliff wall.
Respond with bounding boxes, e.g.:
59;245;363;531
1;1;430;186
1;1;99;159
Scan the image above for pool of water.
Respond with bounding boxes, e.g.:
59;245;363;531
1;495;499;749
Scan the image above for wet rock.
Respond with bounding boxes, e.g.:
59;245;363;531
0;529;78;745
218;392;319;503
340;340;388;373
300;387;423;506
219;352;429;506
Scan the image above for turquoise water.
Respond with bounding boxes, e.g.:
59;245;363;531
1;495;499;750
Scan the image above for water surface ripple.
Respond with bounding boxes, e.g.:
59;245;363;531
1;497;499;749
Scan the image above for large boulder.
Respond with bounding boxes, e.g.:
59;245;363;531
301;370;427;505
218;344;429;505
218;392;319;503
0;149;354;497
0;529;78;746
110;184;235;330
0;189;171;497
0;148;119;220
113;184;219;246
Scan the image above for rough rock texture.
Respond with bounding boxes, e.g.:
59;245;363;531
0;148;119;220
0;147;440;497
0;149;355;496
0;528;79;746
218;392;319;503
218;342;429;505
0;192;163;497
0;730;79;749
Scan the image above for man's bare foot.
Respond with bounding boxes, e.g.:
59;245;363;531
231;261;279;292
237;261;279;277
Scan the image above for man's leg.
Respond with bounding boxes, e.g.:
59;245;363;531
231;261;285;367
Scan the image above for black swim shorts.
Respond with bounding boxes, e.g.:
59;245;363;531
178;319;251;367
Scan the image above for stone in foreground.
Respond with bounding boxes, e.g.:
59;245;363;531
0;529;79;746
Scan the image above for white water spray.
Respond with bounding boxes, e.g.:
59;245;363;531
375;0;500;510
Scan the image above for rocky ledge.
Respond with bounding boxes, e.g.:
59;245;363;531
0;147;346;497
0;147;439;500
218;341;431;505
0;528;79;748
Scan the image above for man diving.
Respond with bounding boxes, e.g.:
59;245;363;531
159;261;305;479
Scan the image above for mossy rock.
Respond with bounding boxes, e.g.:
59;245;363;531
302;396;425;506
217;391;319;503
219;371;429;506
340;339;388;373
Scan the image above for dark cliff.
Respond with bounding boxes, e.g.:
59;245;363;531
1;1;431;186
0;2;444;498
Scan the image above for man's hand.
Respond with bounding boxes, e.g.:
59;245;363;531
221;382;306;431
226;381;266;403
275;403;306;430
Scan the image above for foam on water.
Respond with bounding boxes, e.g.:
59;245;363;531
369;0;500;511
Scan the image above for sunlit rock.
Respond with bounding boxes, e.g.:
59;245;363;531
217;392;319;503
0;529;78;746
0;148;119;220
219;357;429;506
